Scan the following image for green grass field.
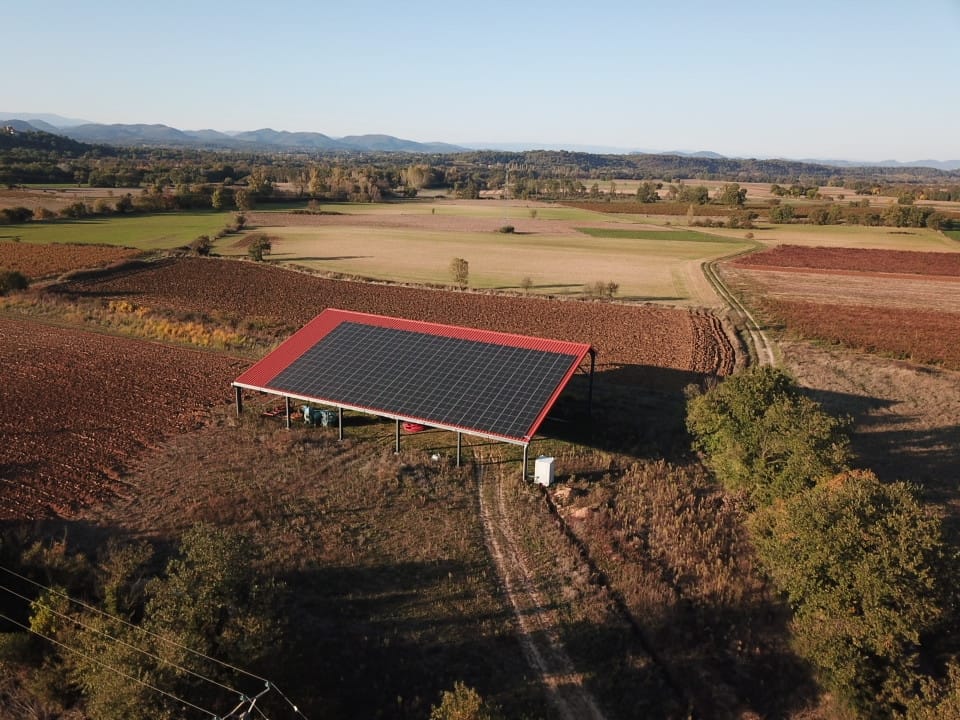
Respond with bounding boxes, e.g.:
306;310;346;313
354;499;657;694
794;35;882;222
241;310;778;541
0;211;234;249
945;229;960;243
577;227;753;244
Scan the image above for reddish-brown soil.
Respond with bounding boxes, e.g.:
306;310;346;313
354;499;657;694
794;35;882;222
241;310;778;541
732;244;960;277
55;257;735;378
0;318;243;519
0;241;140;279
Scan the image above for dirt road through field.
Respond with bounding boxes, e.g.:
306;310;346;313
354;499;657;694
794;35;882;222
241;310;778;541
476;455;607;720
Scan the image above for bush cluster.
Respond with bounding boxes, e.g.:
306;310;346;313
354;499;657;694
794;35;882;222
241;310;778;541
0;269;29;295
581;280;619;299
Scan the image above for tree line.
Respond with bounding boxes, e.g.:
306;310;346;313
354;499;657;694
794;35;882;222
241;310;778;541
4;128;960;198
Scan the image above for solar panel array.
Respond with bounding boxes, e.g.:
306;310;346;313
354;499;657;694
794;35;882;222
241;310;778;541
266;321;580;441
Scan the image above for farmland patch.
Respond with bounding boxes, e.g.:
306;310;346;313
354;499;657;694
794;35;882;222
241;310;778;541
0;317;241;519
0;240;141;279
53;257;736;380
732;244;960;276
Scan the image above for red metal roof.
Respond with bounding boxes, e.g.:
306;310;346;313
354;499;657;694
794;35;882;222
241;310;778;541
234;309;592;444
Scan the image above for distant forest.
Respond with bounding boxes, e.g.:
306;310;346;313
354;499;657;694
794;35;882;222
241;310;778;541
3;127;960;199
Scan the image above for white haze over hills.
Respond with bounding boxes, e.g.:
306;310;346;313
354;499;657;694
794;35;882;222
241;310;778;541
2;112;958;171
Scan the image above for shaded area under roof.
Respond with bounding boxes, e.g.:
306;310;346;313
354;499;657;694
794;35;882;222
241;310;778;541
233;309;593;444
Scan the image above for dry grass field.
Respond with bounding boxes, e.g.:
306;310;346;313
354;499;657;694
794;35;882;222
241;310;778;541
0;186;140;213
213;203;753;305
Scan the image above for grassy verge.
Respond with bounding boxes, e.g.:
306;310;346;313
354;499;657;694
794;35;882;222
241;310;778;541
0;292;287;356
576;227;746;244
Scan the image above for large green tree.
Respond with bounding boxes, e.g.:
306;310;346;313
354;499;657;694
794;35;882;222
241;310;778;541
718;183;747;205
28;526;282;720
686;366;850;505
752;471;951;716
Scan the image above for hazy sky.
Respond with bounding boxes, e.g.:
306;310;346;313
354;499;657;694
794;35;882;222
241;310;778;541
6;0;960;160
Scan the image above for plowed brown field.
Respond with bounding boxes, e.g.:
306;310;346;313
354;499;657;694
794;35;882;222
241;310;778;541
55;257;734;378
0;318;244;519
0;241;141;279
4;257;734;520
732;244;960;277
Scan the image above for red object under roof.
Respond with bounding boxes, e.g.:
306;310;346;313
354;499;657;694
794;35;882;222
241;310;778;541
233;309;592;444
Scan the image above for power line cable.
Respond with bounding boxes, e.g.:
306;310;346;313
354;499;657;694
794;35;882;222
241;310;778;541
0;563;308;718
0;610;219;719
0;580;243;698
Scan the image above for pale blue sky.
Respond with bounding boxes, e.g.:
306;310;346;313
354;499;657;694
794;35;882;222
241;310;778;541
6;1;959;160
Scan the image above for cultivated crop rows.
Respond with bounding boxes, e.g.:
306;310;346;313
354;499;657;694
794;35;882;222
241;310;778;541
732;244;960;277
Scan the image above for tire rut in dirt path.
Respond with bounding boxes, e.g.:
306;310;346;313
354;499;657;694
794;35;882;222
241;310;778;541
703;259;776;366
476;455;608;720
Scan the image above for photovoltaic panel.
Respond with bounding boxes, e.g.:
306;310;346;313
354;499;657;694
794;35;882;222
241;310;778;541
233;309;592;443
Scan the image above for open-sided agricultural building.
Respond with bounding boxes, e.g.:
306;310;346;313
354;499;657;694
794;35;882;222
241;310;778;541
232;309;594;475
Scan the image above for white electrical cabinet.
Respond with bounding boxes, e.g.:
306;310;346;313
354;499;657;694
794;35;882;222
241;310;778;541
534;456;555;487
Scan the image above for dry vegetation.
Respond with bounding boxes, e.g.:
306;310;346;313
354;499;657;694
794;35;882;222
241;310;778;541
722;246;960;369
732;244;960;276
73;417;548;719
546;455;812;718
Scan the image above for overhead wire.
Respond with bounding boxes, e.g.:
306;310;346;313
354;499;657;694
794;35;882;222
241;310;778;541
0;610;218;719
0;580;242;698
0;563;309;718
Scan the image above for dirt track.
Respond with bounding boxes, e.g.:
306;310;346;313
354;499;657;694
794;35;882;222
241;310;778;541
477;454;608;720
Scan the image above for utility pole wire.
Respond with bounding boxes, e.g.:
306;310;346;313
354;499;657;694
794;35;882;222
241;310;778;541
0;581;243;698
0;564;309;719
0;610;218;719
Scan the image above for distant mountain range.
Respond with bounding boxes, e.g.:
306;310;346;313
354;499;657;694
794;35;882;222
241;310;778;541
0;113;466;154
2;112;959;169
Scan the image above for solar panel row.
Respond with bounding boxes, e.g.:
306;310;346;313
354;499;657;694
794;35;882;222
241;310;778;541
268;322;577;440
